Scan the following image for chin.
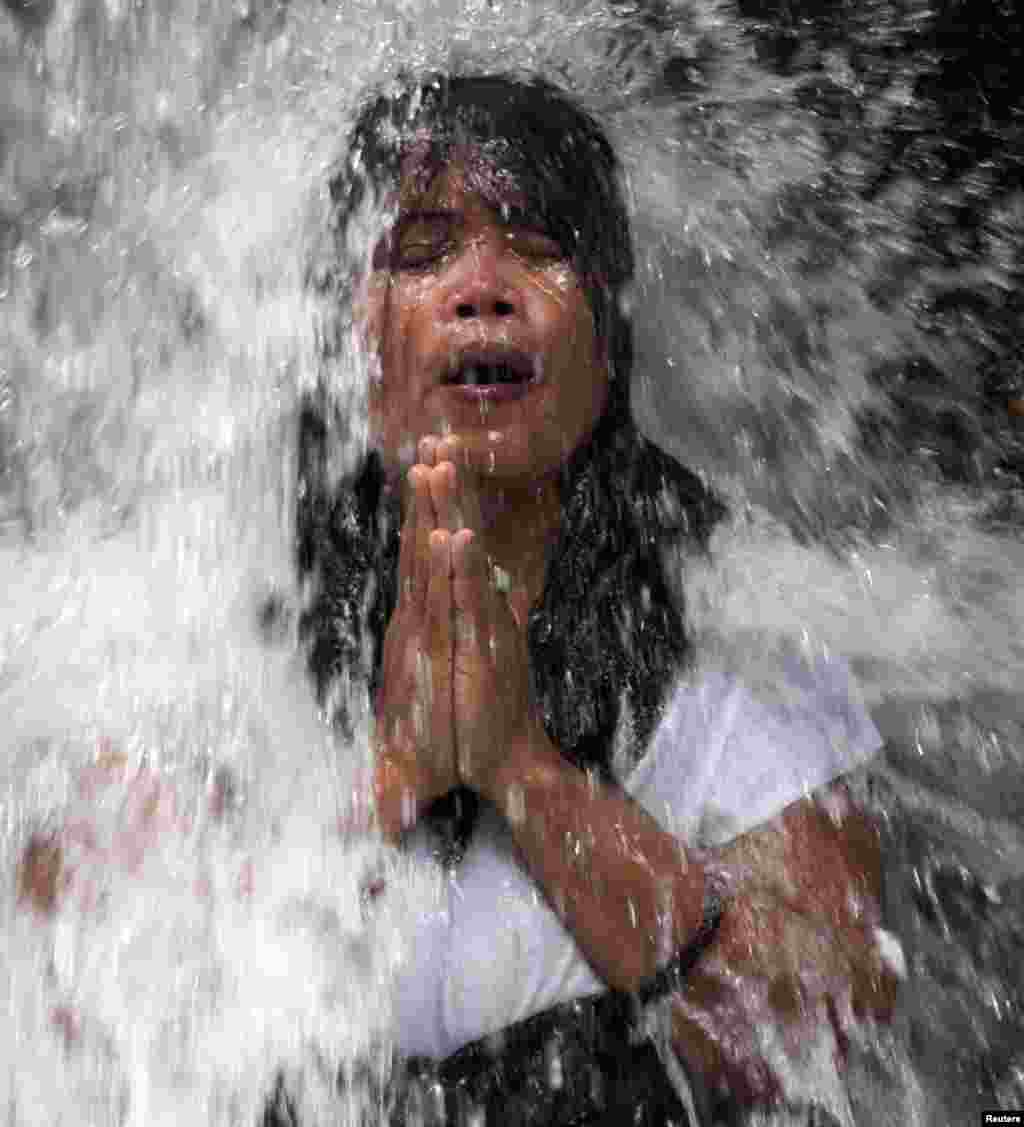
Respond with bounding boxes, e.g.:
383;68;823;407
459;429;572;486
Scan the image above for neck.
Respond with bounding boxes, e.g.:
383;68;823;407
469;474;562;610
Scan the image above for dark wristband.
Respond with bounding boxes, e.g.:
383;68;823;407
634;874;726;1005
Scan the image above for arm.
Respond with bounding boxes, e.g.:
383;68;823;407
669;782;896;1103
483;735;895;1103
482;720;708;994
374;449;896;1100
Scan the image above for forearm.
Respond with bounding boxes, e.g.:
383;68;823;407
484;723;709;993
373;754;413;843
373;746;448;844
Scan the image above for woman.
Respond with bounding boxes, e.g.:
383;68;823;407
294;72;896;1126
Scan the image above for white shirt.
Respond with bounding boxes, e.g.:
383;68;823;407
391;654;884;1060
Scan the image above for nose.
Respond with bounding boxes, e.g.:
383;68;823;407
440;232;520;324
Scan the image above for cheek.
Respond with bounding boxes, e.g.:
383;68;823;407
362;315;394;435
555;299;607;411
358;278;391;357
366;302;422;444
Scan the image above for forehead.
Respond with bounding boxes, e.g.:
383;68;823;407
396;145;528;215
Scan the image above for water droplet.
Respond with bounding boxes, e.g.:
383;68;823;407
546;1041;564;1090
506;784;525;825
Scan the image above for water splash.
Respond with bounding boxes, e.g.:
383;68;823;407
1;0;1022;1123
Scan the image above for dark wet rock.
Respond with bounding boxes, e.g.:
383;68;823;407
795;76;862;124
660;53;706;95
857;356;999;487
795;76;864;157
733;0;1024;516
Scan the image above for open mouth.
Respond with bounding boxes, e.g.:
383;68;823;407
441;350;540;402
444;350;535;386
446;361;529;386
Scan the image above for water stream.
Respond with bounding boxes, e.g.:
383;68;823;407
1;0;1022;1123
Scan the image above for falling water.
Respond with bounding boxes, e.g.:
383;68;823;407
1;0;1021;1123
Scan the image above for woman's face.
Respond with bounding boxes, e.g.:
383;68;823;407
360;161;609;483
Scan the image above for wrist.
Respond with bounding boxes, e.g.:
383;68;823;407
635;864;729;1004
373;751;422;842
483;712;564;815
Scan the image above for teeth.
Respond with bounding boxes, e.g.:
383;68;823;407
450;359;529;385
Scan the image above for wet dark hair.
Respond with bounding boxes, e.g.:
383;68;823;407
297;72;726;845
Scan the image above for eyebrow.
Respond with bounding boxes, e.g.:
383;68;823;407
395;205;549;232
396;208;460;226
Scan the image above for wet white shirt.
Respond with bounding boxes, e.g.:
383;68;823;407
391;655;884;1061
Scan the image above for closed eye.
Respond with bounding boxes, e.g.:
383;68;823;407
379;210;566;272
504;228;565;262
393;216;453;270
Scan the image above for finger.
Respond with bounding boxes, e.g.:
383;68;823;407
849;941;900;1023
437;432;497;477
418;435;440;467
413;468;439;605
429;461;459;533
670;995;782;1108
765;971;809;1025
825;996;851;1065
435;437;488;530
398;466;434;608
396;466;421;603
426;529;454;746
427;528;453;636
452;528;491;658
436;435;470;472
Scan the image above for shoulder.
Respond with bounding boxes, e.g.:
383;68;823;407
623;654;884;846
